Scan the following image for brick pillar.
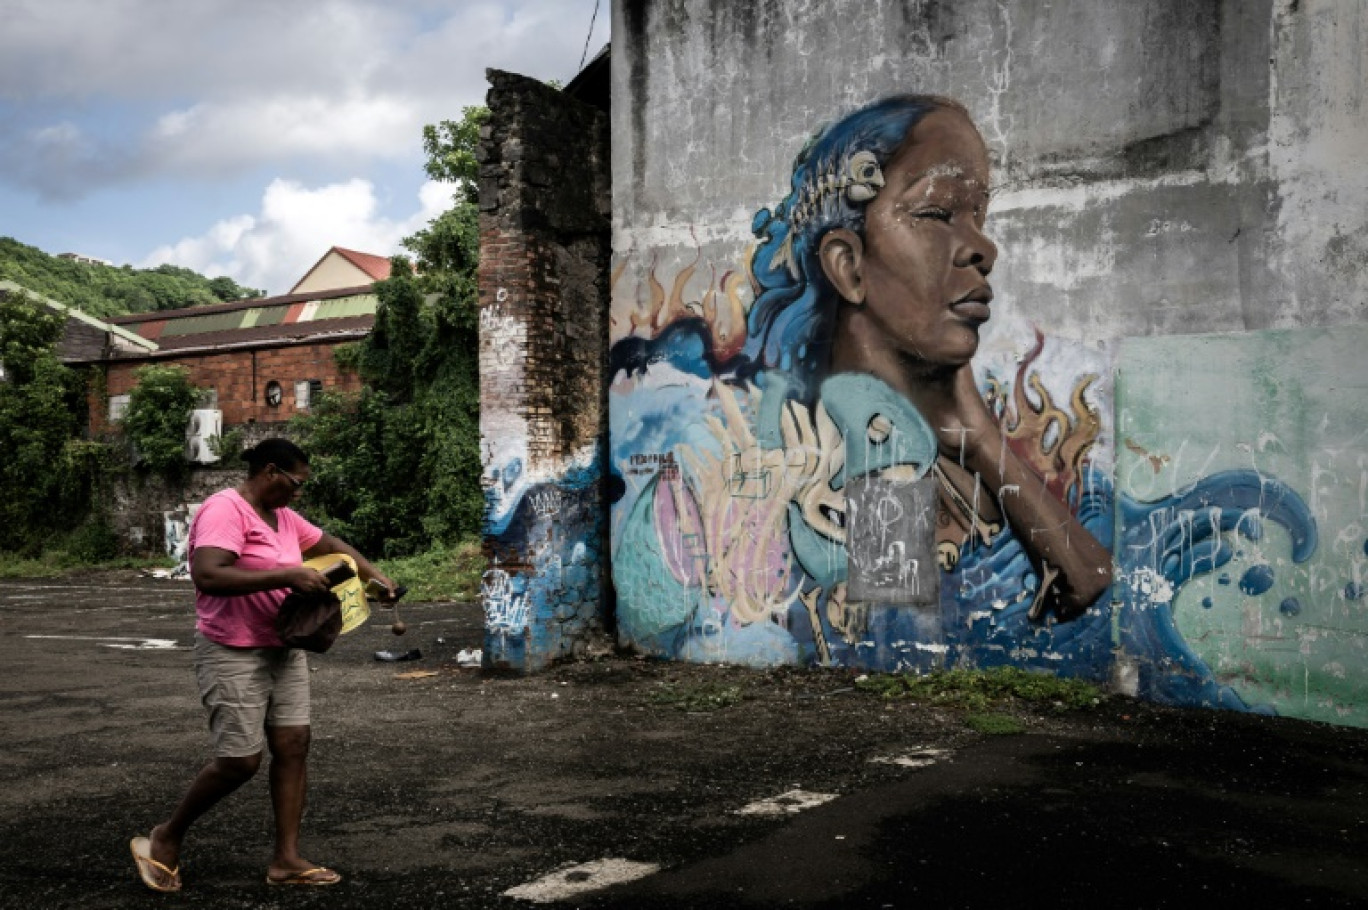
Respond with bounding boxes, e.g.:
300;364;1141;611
477;69;612;671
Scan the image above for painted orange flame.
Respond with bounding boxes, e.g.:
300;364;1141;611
610;245;754;362
996;329;1101;508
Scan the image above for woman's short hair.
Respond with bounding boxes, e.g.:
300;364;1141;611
745;94;965;400
241;438;309;477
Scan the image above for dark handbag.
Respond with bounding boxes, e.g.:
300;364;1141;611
274;559;354;653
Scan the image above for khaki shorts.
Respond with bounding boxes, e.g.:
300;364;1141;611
193;633;311;758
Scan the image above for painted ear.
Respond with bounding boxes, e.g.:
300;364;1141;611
819;228;865;305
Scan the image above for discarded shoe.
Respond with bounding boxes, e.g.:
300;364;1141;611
373;648;422;662
130;835;181;893
456;648;483;667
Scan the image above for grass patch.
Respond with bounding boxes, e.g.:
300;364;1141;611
854;666;1103;713
374;537;483;602
0;550;177;578
964;712;1026;735
649;682;747;712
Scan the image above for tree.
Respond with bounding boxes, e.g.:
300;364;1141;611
122;364;203;482
0;236;260;318
208;275;263;301
293;106;486;557
0;292;97;552
420;105;489;203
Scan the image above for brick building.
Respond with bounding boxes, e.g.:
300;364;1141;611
83;282;379;437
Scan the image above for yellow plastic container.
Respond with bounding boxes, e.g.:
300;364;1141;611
301;553;370;634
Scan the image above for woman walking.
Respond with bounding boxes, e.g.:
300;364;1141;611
131;438;394;891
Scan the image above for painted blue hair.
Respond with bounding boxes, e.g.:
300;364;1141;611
745;94;962;401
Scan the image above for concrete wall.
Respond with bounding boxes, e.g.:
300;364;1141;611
478;70;613;671
608;0;1368;725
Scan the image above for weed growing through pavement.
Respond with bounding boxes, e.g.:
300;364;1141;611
853;666;1103;713
964;712;1027;735
649;682;747;712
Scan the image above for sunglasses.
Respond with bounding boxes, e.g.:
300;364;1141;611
272;464;307;489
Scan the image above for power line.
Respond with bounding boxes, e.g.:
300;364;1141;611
577;0;601;74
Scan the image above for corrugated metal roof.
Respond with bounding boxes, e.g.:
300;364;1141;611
108;314;375;360
110;285;377;326
158;309;262;337
310;294;379;319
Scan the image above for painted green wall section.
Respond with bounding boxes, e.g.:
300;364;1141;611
1117;325;1368;726
311;295;378;319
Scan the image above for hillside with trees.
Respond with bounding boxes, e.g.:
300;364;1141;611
0;236;262;319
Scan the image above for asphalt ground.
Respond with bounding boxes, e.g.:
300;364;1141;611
2;571;1367;909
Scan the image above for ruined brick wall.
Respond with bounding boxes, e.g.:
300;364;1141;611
478;68;612;672
89;342;363;435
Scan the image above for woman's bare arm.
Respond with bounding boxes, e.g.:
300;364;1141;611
302;532;397;600
909;366;1113;620
191;547;330;598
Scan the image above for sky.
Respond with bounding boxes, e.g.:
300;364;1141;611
0;0;610;296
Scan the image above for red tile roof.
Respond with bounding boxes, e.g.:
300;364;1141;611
333;247;394;281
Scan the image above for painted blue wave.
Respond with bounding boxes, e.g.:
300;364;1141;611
940;468;1117;682
1115;469;1317;713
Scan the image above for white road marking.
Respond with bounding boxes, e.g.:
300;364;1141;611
0;597;188;611
24;635;183;650
869;748;950;769
735;788;838;816
0;584;181;594
503;858;660;903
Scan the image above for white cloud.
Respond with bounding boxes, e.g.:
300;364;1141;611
141;177;457;294
149;93;420;175
0;0;611;196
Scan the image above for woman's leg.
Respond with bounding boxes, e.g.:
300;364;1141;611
150;752;263;873
145;635;273;878
265;724;311;869
262;649;339;883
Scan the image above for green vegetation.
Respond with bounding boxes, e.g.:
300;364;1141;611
649;681;748;712
0;549;174;578
420;105;489;203
0;292;114;554
0;293;214;564
123;364;204;482
0;236;261;319
293;107;485;567
964;713;1027;735
854;666;1104;713
372;538;485;602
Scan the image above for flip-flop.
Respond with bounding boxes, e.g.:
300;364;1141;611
266;866;342;886
130;835;181;893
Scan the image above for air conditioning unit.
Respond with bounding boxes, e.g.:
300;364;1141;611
185;409;222;464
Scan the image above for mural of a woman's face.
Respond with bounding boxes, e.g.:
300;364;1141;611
832;107;997;371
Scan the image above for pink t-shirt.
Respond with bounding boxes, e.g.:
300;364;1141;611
188;489;324;648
